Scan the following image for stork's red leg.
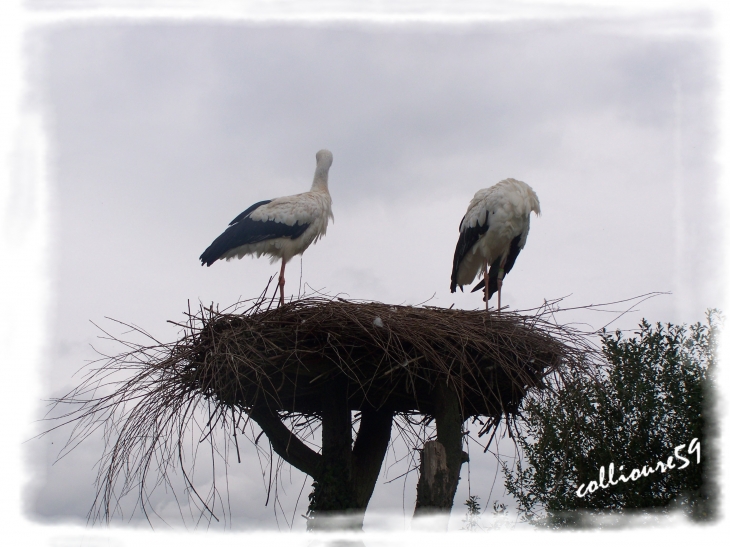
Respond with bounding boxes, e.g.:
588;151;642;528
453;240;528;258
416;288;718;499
279;259;286;307
496;265;505;313
497;277;502;313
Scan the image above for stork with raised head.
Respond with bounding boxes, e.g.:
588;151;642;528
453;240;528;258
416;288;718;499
200;149;334;306
450;178;540;311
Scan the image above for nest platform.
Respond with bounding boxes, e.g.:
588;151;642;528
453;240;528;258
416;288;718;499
180;298;566;418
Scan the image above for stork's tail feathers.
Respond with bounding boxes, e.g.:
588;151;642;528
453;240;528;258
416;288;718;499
200;250;217;267
450;256;459;292
470;276;498;300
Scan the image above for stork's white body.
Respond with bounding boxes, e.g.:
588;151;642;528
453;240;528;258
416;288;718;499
220;185;333;264
200;149;334;305
451;178;540;305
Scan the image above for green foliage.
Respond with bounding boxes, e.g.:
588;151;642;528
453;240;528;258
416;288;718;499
486;500;511;531
462;495;482;531
461;497;515;531
503;311;719;527
461;496;513;531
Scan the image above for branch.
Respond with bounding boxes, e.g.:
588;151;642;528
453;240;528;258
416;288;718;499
248;406;322;480
352;407;394;508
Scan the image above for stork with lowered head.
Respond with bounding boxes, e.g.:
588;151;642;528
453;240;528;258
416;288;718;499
450;178;540;311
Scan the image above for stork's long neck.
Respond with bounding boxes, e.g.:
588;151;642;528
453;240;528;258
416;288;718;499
311;165;330;193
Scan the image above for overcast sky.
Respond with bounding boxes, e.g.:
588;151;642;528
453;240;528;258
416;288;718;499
10;3;725;539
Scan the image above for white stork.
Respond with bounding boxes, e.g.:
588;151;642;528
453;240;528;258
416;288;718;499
200;149;334;306
450;178;540;311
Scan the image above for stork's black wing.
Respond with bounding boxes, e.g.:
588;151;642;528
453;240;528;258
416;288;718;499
199;200;310;266
227;200;273;225
470;234;523;298
450;212;490;293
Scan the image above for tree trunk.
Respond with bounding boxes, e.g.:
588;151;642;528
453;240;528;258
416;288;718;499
306;403;395;529
251;377;466;530
250;389;394;530
306;377;359;530
413;380;467;529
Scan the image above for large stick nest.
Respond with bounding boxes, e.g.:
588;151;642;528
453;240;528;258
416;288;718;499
182;297;567;418
46;294;598;524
